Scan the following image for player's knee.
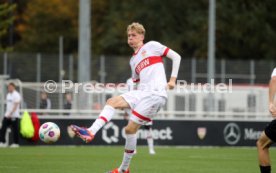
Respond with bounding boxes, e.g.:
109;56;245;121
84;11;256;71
106;98;116;107
106;97;123;109
106;98;113;105
257;138;269;150
125;126;136;134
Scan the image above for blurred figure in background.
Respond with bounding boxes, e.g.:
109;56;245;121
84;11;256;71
64;93;72;116
39;92;51;109
39;92;51;116
0;83;21;148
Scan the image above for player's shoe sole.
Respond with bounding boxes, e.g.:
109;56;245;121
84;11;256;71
70;125;94;143
107;168;130;173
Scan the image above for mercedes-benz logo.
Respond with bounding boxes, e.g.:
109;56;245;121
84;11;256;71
223;123;241;145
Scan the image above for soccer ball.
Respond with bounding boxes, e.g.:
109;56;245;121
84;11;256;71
39;122;60;143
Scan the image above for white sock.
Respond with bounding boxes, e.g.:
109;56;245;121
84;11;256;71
118;134;137;172
88;105;115;135
147;129;155;152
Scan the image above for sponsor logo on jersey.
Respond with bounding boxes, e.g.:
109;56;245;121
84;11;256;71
135;58;150;74
135;56;163;74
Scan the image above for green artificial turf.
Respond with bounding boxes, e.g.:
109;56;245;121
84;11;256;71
0;146;273;173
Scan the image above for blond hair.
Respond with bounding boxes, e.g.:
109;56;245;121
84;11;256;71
127;22;146;36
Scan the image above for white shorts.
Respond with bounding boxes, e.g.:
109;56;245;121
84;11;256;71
121;90;166;125
124;108;153;126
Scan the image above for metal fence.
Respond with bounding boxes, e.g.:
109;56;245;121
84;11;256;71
16;82;273;120
0;77;272;121
1;53;276;84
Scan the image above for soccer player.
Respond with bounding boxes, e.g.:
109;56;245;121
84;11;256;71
257;67;276;173
0;82;21;148
71;22;181;173
124;78;156;155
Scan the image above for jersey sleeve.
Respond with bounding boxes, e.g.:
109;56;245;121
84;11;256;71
126;78;136;91
148;41;170;57
14;92;21;103
271;68;276;78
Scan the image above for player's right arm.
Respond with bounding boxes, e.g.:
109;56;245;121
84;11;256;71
148;41;181;89
269;68;276;117
166;49;181;90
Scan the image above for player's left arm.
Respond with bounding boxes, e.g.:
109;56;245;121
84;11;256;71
269;76;276;117
165;49;181;90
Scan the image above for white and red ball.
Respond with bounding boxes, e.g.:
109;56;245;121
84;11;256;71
39;122;60;143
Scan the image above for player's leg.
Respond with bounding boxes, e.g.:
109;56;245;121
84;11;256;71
71;95;129;142
144;123;155;154
135;95;165;155
118;120;141;172
10;118;19;146
107;120;141;173
117;95;165;170
0;117;10;146
109;94;166;172
124;108;137;154
257;132;273;173
88;96;129;134
257;119;276;173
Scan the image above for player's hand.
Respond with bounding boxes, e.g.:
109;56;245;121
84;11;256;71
6;113;12;119
167;77;177;90
269;103;276;118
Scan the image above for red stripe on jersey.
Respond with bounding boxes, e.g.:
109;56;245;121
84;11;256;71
132;110;152;122
162;47;170;57
135;56;163;74
99;116;108;123
132;78;140;83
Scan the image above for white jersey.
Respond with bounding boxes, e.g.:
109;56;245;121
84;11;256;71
126;78;136;91
5;90;21;118
271;68;276;77
130;41;170;98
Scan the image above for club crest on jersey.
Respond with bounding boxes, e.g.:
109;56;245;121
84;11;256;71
141;50;147;58
197;127;207;140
